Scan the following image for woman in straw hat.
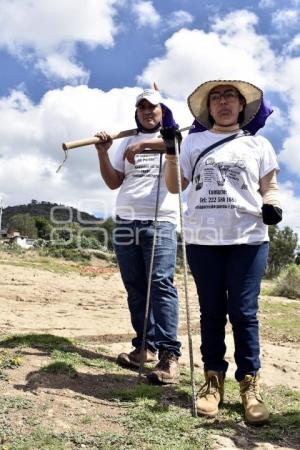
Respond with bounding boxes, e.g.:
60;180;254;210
164;80;282;424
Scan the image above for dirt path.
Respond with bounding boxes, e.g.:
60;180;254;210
1;260;299;389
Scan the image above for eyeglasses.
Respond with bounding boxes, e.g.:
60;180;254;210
209;90;239;103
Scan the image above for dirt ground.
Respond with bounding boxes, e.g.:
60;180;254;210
0;251;299;449
1;254;299;388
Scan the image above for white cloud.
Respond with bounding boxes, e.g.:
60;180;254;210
138;10;278;100
258;0;275;8
278;133;300;176
265;105;288;131
276;57;300;175
167;10;194;29
284;34;300;54
271;9;299;30
0;0;120;82
36;54;89;83
278;114;300;176
279;182;300;235
131;1;161;27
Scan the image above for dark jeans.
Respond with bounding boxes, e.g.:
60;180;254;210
113;218;181;357
186;242;269;381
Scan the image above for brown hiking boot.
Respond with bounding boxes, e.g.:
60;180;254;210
240;373;270;425
196;370;225;417
147;350;180;385
117;347;157;368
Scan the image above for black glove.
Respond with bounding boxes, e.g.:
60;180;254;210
160;127;182;155
262;204;282;225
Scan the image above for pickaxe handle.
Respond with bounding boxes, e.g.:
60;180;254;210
62;126;192;151
62;128;139;150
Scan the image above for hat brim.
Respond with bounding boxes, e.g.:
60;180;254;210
135;90;162;107
187;80;263;129
135;98;160;107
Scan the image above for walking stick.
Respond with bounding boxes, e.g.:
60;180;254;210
174;135;198;418
138;153;163;381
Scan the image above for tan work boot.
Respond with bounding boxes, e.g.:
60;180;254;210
147;350;180;384
196;370;225;417
117;347;157;368
240;373;270;425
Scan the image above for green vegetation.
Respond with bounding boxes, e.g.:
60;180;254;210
2;200;101;229
266;225;298;278
259;297;300;342
0;333;299;449
0;349;23;380
41;361;78;377
0;426;67;450
50;348;119;371
7;213;38;238
2;201;117;263
0;333;120;374
0;333;75;351
0;248;116;274
271;263;300;299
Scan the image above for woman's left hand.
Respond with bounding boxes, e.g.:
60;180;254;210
123;142;145;164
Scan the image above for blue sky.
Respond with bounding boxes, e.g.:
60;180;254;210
0;0;299;234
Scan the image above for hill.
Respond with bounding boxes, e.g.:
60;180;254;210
1;200;102;228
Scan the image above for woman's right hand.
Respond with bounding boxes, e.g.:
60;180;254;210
94;131;113;154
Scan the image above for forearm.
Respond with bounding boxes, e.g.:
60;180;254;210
97;152;124;189
141;138;166;151
260;170;281;207
164;155;188;193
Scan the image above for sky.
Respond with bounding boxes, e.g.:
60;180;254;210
0;0;299;235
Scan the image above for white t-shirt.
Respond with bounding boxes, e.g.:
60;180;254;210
113;132;178;223
180;130;279;245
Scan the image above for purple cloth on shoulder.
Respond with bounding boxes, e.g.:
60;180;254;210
189;98;273;135
161;103;179;129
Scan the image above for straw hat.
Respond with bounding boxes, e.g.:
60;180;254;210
187;80;263;129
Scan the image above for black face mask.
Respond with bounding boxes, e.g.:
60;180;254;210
135;110;161;133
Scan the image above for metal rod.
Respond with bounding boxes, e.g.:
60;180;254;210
138;153;163;382
174;137;198;417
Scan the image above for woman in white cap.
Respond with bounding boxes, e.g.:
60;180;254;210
164;80;282;424
95;89;181;385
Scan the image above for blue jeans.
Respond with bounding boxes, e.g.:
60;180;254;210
186;243;268;381
113;218;181;357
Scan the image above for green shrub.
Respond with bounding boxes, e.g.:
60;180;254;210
271;264;300;299
61;249;91;261
40;247;91;262
1;242;25;255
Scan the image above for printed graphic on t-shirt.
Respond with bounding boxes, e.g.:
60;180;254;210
193;157;247;211
133;154;161;178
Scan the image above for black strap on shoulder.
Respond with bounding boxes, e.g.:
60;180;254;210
191;131;250;182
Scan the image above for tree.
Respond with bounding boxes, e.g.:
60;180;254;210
7;214;38;239
266;225;298;278
34;216;52;240
94;217;115;250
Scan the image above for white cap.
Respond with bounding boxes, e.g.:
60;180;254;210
135;89;162;107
